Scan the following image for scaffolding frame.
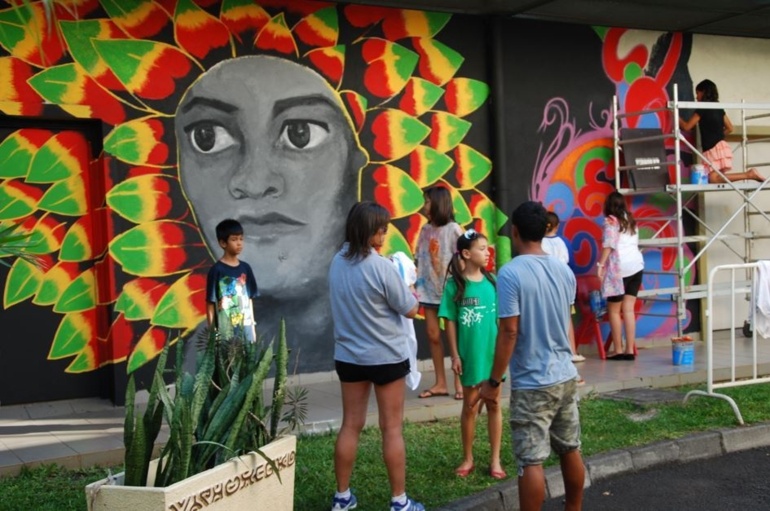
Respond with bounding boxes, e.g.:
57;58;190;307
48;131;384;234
612;84;770;336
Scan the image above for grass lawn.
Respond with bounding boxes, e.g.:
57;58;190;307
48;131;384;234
2;383;769;511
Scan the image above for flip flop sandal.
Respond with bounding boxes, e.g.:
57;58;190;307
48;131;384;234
418;389;449;399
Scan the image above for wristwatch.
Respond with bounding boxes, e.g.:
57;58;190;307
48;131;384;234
488;377;501;388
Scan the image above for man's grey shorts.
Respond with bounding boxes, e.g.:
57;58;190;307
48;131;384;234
509;378;581;469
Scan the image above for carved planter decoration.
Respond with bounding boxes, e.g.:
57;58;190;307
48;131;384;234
85;435;296;511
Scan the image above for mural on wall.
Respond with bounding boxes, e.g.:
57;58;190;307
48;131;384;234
0;0;496;382
530;27;698;337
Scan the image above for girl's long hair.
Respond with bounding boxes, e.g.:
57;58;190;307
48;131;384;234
424;186;454;226
603;191;637;234
343;201;390;260
696;79;719;102
446;231;495;302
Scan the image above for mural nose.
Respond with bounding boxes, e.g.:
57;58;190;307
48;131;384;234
228;159;285;199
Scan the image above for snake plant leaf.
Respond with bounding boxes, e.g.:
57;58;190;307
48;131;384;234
3;257;42;308
370;164;424;219
151;272;206;329
361;38;418;99
174;0;233;61
109;220;207;276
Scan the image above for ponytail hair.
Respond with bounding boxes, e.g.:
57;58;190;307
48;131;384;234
445;229;496;302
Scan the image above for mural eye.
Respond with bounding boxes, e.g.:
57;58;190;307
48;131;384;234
279;120;329;150
187;123;236;154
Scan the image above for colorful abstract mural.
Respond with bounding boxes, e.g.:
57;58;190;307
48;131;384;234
530;27;697;339
0;0;496;388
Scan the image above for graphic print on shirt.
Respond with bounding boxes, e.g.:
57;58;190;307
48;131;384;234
217;273;255;340
459;297;485;327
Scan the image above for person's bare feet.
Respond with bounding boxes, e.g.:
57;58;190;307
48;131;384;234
748;168;765;182
455;460;475;477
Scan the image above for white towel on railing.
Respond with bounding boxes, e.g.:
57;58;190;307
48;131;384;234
755;261;770;339
389;251;422;390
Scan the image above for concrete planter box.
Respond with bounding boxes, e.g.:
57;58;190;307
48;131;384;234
85;435;296;511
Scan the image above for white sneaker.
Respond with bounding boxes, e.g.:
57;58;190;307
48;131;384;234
331;492;357;510
572;354;586;363
391;497;425;511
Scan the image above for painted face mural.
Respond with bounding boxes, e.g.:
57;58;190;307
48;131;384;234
0;1;495;389
175;56;366;367
177;56;365;299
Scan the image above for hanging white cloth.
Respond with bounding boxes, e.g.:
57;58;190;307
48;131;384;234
389;251;422;390
754;261;770;339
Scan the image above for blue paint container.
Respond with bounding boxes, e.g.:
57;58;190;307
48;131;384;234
690;164;708;185
672;336;694;365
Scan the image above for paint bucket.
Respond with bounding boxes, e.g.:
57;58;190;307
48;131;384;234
690;164;708;185
671;336;694;365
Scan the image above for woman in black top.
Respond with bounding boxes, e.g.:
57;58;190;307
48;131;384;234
679;79;764;183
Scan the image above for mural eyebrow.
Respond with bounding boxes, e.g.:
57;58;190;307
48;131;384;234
180;97;239;114
272;94;339;118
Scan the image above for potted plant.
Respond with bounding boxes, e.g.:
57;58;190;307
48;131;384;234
85;318;304;511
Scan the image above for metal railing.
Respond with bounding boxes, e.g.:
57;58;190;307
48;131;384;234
684;262;770;424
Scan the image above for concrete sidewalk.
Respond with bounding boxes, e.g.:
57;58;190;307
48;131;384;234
1;330;769;500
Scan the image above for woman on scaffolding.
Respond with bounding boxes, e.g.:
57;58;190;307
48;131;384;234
679;79;765;183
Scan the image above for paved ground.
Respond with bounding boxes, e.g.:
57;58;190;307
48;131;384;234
438;423;770;510
1;330;769;510
542;446;770;511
